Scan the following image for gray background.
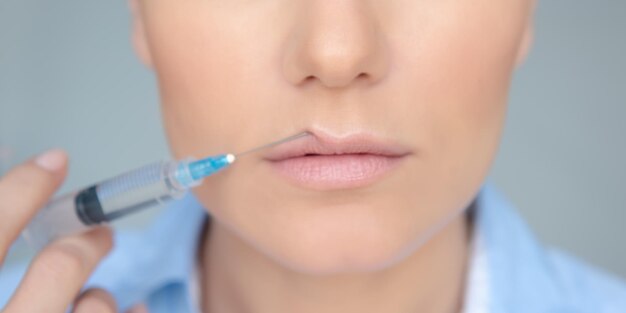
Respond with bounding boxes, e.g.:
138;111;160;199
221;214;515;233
1;1;625;277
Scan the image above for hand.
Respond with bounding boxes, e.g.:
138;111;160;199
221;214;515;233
0;149;147;313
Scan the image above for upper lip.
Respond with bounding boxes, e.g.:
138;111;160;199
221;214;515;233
263;129;412;161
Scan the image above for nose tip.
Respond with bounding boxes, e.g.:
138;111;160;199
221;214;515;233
299;53;377;88
283;3;389;90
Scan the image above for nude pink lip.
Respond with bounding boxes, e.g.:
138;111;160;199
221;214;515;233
264;130;412;190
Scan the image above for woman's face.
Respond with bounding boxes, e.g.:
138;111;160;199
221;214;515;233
132;0;533;274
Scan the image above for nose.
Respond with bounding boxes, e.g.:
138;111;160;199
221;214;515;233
283;1;390;90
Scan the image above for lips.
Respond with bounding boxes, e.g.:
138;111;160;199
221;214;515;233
264;130;411;190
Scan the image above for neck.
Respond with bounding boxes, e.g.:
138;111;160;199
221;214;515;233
200;210;473;313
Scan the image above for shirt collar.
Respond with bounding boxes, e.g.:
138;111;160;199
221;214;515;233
462;205;491;313
474;182;565;313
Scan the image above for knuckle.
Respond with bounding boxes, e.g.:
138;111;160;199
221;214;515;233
0;164;55;211
74;290;117;313
36;242;89;282
0;163;63;241
1;163;50;190
126;303;149;313
78;288;117;308
92;227;114;253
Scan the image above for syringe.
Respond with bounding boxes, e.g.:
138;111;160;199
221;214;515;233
22;131;310;249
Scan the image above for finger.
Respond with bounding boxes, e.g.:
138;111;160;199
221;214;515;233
72;288;117;313
0;149;68;263
126;303;149;313
3;227;113;313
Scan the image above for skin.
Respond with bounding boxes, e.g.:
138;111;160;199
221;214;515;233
0;0;534;312
129;0;534;312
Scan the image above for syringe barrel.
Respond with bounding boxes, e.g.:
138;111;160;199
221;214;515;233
93;160;184;221
22;191;86;250
22;160;185;250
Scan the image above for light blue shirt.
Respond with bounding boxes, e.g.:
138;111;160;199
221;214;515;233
1;183;625;312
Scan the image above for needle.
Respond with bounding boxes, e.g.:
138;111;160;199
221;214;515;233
234;131;311;158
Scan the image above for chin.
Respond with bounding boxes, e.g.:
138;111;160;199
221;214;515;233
242;206;415;275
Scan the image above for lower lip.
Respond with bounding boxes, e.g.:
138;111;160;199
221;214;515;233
268;154;405;190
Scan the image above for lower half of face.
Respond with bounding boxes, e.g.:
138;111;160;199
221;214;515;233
140;0;531;274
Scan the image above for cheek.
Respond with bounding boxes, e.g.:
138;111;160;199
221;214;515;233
413;6;522;130
431;10;521;186
384;2;527;228
145;6;284;161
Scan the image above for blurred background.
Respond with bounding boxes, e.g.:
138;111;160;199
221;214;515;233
1;1;625;277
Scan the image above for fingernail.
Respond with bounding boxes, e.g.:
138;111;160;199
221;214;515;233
35;149;67;172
